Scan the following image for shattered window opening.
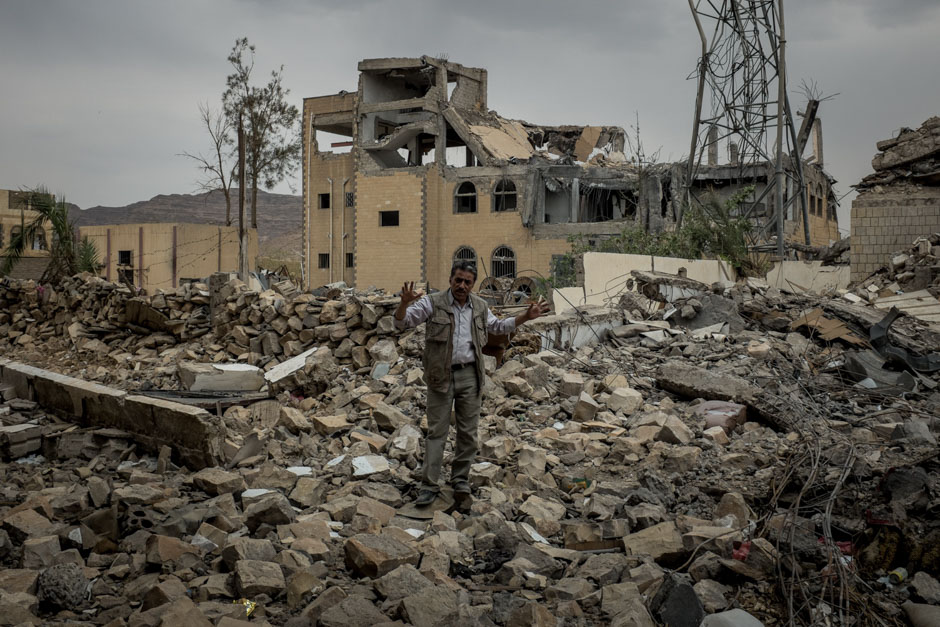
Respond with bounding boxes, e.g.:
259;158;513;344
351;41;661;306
453;246;477;268
319;193;331;210
551;254;574;283
454;182;477;214
379;211;400;227
580;187;616;223
493;179;517;212
318;253;330;269
31;228;47;251
346;253;354;268
314;129;353;155
118;250;132;266
491;245;516;279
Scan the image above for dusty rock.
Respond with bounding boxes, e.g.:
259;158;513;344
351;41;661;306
399;586;458;627
312;413;351;435
622;522;686;566
319;595;388;627
37;563;88;610
344;534;420;578
701;609;766;627
911;571;940;604
234;559;286;596
573;392;600;421
373;564;430;601
193;468;246;495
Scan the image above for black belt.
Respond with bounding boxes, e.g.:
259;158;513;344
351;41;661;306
451;362;474;371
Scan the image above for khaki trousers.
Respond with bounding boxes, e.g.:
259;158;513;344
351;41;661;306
421;365;481;491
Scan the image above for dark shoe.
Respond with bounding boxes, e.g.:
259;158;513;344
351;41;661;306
452;480;471;495
415;489;438;507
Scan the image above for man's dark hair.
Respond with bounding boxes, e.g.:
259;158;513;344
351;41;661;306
450;260;477;280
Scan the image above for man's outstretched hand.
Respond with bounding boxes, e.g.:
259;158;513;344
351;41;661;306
400;281;424;307
523;298;551;322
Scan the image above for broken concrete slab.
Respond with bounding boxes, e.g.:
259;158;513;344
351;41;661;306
178;362;265;392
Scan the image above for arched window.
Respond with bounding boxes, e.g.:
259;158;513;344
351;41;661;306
809;195;816;216
10;226;22;245
453;246;477;268
32;227;47;251
816;184;825;219
491;245;516;279
493;179;517;212
454;181;477;214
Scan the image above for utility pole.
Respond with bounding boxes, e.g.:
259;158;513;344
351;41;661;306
686;0;806;252
238;112;249;279
775;0;787;259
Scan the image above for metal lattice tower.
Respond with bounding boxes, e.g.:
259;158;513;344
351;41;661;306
686;0;811;252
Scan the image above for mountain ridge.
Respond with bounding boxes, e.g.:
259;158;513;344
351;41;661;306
69;189;302;257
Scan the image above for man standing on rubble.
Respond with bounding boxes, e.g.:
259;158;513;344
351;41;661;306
395;261;549;507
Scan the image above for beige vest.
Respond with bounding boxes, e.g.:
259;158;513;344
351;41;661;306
423;290;487;393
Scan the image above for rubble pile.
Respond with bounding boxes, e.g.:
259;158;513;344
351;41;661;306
1;265;939;625
211;278;409;373
0;274;213;347
0;274;424;392
857;116;940;190
847;233;940;295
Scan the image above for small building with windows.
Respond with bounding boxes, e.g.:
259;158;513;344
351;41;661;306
78;223;258;293
301;57;838;293
0;189;51;280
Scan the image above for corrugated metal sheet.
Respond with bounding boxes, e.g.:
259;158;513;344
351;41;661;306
873;290;940;323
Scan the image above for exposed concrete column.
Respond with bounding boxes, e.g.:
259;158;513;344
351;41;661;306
642;175;664;233
435;66;447;165
570;178;580;223
707;127;719;165
812;118;824;167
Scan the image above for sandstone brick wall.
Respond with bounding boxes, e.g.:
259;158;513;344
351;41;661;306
850;189;940;282
305;154;355;289
424;169;569;290
0;256;50;281
353;171;425;291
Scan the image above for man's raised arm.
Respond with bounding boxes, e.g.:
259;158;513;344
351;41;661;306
394;281;431;329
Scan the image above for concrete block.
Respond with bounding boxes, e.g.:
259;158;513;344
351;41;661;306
178;363;265;392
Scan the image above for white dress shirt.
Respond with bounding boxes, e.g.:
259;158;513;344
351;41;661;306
395;290;516;365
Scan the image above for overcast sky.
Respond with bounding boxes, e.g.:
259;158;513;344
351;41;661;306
2;1;938;234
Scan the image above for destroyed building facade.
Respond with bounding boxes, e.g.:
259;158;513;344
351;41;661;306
851;116;940;282
686;119;839;248
302;57;839;293
79;223;258;292
0;189;51;280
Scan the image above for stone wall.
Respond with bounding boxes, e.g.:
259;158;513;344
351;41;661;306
850;188;940;282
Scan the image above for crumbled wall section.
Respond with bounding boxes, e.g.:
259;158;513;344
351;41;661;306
851;190;940;282
0;358;226;469
0;257;50;281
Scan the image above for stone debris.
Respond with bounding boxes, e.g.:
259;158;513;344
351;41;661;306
0;266;938;626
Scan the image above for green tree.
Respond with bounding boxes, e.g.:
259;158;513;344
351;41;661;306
222;37;301;229
0;187;90;283
76;236;100;273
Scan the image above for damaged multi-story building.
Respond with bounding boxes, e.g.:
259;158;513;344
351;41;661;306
0;189;51;281
302;57;839;293
851;116;940;282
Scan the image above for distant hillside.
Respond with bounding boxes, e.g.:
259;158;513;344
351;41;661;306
70;189;302;257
